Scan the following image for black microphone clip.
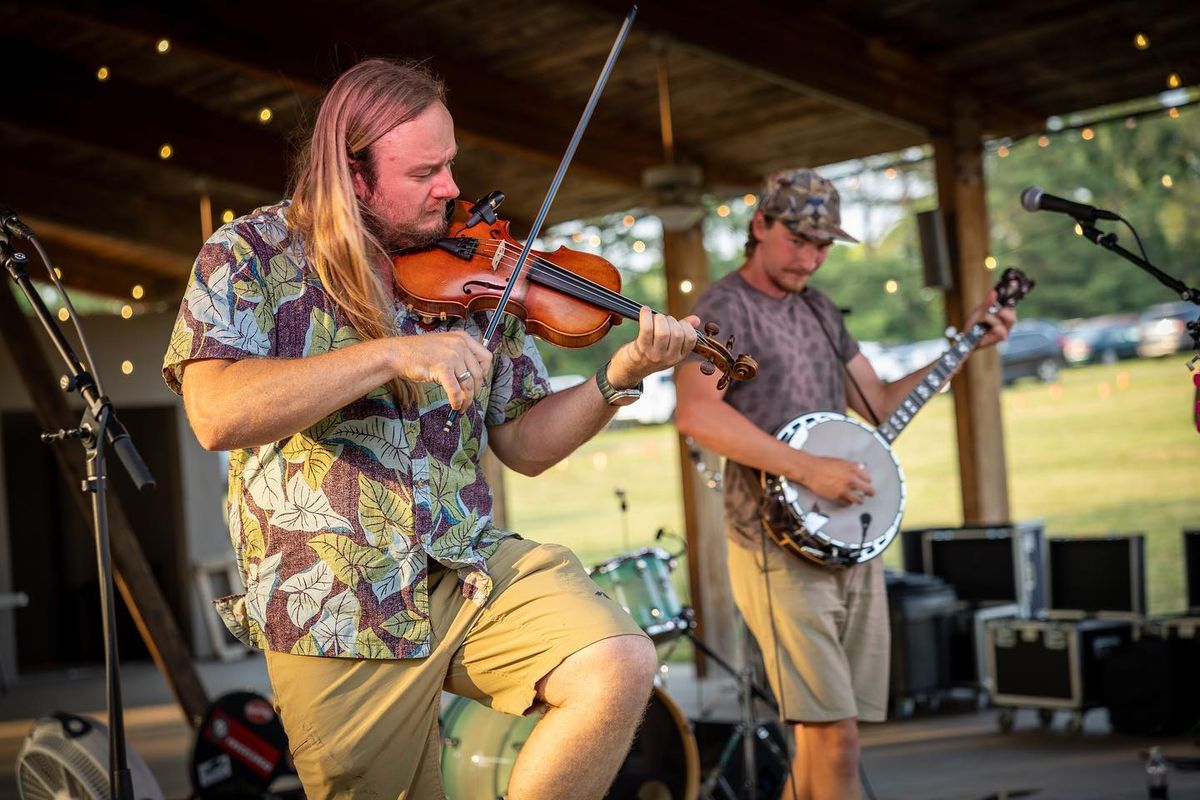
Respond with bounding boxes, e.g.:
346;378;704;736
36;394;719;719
464;191;505;228
0;206;34;240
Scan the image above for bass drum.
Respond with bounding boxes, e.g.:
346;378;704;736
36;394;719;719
441;686;699;800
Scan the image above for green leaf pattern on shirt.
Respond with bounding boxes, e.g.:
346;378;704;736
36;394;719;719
162;202;551;659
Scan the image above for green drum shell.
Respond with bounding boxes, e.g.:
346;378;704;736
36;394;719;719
440;696;538;800
589;548;686;642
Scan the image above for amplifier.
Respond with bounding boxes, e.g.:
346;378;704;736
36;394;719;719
985;618;1133;710
1104;616;1200;735
907;522;1045;615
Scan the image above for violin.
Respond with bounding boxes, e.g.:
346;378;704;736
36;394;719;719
391;193;759;389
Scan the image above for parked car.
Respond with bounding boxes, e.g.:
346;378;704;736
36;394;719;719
1137;301;1200;358
1062;317;1141;365
859;341;909;383
998;320;1064;384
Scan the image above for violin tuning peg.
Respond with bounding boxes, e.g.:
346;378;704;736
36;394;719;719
700;360;716;376
704;322;719;337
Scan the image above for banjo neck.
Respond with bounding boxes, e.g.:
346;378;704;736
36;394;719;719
875;318;992;444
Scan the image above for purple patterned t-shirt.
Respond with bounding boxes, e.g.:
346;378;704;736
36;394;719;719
690;271;858;547
162;201;551;659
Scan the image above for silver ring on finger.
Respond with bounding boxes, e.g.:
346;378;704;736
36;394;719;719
457;370;472;383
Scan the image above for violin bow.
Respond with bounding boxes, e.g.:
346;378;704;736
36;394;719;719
443;4;638;432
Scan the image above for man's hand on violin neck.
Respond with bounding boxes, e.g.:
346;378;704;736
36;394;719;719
390;331;493;413
608;306;701;389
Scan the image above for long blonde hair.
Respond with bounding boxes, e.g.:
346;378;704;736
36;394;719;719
289;58;446;406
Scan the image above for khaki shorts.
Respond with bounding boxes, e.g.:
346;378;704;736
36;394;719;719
264;537;646;800
727;536;890;723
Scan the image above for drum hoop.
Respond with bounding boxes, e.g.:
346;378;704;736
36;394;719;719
651;686;700;800
591;546;674;574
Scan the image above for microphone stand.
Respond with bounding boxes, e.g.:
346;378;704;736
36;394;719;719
1;233;155;800
1077;221;1200;395
1077;222;1200;308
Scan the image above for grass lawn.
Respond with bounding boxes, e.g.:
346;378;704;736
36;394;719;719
502;355;1200;614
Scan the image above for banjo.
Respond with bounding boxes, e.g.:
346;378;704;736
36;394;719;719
760;268;1034;567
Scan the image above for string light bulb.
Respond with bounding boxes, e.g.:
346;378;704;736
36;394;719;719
716;204;730;217
158;143;173;160
632;240;646;253
884;167;898;180
1168;107;1179;119
131;284;144;299
622;214;635;227
1162;174;1174;188
156;38;171;54
121;360;134;375
1167;72;1181;89
96;66;110;81
1074;223;1084;236
680;279;694;294
997;146;1010;158
1081;127;1094;141
57;308;69;321
985;256;998;270
1133;32;1149;50
743;193;756;206
1037;135;1050;148
120;304;133;319
221;209;235;223
885;280;898;294
258;107;273;124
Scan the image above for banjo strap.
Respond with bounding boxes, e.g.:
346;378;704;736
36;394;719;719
799;292;882;427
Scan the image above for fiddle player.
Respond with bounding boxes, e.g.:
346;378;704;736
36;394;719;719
163;58;699;800
675;168;1014;800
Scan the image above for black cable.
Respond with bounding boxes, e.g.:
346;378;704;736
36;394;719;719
1116;214;1151;264
800;292;882;427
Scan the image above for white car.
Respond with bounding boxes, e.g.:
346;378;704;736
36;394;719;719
615;369;676;425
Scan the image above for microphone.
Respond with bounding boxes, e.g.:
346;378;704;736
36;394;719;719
1020;187;1119;222
0;206;34;239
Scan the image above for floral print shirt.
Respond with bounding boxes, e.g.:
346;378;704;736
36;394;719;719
163;201;550;659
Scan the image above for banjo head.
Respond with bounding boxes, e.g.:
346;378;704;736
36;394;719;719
763;412;905;566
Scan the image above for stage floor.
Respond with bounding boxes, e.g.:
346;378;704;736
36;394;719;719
2;656;1198;800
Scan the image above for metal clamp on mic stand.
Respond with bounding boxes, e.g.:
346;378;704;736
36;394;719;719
1;210;156;800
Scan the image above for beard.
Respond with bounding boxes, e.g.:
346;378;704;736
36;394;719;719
363;200;452;253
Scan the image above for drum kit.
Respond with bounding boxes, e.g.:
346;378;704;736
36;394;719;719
439;539;790;800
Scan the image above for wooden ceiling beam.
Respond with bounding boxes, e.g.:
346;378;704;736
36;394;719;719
0;154;236;256
37;3;695;190
0;39;289;197
584;0;948;134
584;0;1041;139
13;223;184;303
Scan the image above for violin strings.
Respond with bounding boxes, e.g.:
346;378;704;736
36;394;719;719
467;240;720;353
470;241;643;317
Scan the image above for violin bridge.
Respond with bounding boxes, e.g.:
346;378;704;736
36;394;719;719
491;240;506;272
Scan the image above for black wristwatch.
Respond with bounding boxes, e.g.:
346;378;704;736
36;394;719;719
595;359;643;406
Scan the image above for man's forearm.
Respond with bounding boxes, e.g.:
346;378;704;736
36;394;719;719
182;338;398;450
487;377;618;476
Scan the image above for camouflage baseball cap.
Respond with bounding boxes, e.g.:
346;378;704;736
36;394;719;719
758;168;858;243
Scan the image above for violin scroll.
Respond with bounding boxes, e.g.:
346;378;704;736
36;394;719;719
694;326;759;390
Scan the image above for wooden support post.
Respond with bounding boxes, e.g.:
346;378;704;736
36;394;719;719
0;282;209;726
932;95;1012;525
662;221;738;674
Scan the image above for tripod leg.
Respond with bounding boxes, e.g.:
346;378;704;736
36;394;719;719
686;629;779;712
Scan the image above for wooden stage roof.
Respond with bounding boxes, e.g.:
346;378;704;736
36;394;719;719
4;0;1198;302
